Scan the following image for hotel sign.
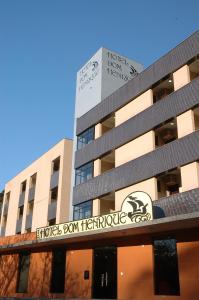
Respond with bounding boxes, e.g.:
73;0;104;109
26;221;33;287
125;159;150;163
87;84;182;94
36;192;153;240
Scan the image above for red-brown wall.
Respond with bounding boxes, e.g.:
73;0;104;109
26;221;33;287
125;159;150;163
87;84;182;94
0;233;199;299
117;242;199;300
28;252;52;297
118;245;154;300
0;254;18;296
65;249;93;299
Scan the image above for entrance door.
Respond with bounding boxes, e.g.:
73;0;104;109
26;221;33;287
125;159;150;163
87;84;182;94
93;247;117;299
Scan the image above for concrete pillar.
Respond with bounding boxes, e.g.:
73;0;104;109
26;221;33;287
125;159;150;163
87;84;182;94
181;162;199;192
173;65;190;91
92;199;100;216
177;110;195;138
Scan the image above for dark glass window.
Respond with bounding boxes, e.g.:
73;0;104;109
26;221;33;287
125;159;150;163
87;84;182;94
77;127;94;150
21;181;26;193
154;239;180;296
16;252;30;293
49;218;56;226
75;162;93;185
52;157;60;173
50;249;66;293
73;200;92;220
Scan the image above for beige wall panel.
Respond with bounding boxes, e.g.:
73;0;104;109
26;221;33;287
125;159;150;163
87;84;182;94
173;65;190;91
177;110;195;139
181;162;199;192
92;199;100;216
94;159;101;177
115;178;157;211
115;131;155;167
115;89;153;126
95;123;102;139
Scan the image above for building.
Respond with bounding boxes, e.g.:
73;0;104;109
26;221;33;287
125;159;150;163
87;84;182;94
0;138;73;236
0;31;199;300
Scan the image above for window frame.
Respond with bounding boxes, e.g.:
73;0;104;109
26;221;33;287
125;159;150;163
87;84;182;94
73;200;93;221
77;127;95;150
75;161;94;186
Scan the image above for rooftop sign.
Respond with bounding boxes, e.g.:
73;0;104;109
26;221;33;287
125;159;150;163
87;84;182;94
36;191;153;240
75;47;143;118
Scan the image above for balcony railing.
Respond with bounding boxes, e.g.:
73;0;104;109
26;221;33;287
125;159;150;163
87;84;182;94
16;218;22;233
50;171;59;189
0;226;5;236
28;186;35;202
18;192;25;207
3;202;9;215
25;214;32;230
48;201;57;221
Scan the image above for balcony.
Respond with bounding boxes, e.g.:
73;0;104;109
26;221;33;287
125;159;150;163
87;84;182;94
155;119;177;148
48;201;57;221
18;192;25;207
153;75;174;103
157;168;181;200
50;171;59;189
28;186;35;202
25;214;32;230
16;218;22;234
99;192;115;215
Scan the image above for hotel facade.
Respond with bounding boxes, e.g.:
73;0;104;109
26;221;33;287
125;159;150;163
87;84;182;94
0;31;199;299
0;138;73;236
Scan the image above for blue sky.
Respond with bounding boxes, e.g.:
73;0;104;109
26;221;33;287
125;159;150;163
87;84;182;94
0;0;199;190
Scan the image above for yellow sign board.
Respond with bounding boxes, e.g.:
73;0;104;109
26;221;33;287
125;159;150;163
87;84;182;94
36;191;153;240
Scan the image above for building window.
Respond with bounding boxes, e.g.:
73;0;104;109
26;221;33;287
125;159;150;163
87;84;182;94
77;126;95;150
52;157;60;173
73;200;92;220
27;200;34;215
50;249;66;293
5;191;10;204
154;239;180;296
48;218;56;226
21;181;26;193
2;215;7;227
50;187;58;203
30;173;37;188
18;206;24;219
16;252;30;293
75;162;93;185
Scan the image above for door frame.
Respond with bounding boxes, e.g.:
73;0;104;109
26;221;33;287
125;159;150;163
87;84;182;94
92;246;117;299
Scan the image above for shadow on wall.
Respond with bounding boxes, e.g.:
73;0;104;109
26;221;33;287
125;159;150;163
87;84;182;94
28;252;52;297
0;254;18;296
65;260;91;299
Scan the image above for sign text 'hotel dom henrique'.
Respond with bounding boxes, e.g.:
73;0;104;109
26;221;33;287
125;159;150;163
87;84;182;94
75;48;143;118
36;192;153;240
